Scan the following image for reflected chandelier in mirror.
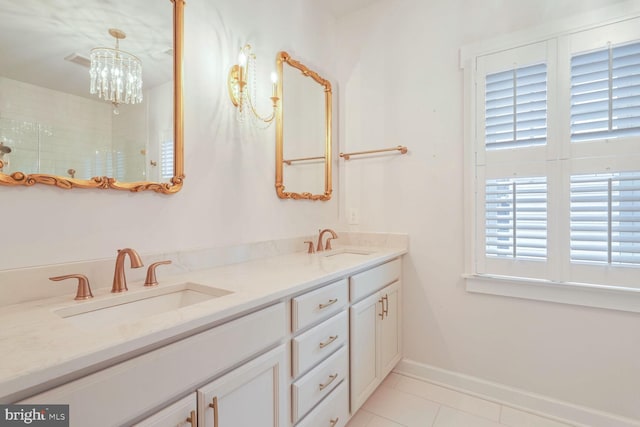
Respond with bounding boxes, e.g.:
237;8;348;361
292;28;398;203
0;0;185;193
275;52;332;201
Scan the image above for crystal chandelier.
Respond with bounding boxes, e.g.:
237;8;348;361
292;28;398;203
89;28;143;109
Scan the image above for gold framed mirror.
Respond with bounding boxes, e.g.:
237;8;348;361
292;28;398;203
0;0;184;193
275;52;332;201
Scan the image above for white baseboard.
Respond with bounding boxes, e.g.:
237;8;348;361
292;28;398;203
394;359;640;427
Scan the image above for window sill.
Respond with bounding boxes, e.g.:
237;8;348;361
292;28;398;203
463;274;640;314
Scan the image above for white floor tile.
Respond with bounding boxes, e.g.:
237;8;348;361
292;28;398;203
366;416;407;427
433;406;504;427
500;406;574;427
346;409;375;427
362;384;440;427
346;409;406;427
380;372;402;389
394;375;501;422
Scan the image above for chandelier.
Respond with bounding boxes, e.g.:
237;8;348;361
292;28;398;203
89;28;143;109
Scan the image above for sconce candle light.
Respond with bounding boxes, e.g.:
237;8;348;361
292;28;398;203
228;44;279;126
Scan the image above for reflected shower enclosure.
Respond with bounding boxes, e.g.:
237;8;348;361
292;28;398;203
0;114;145;181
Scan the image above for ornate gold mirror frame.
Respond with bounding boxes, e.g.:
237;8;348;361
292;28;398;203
0;0;184;194
275;52;332;201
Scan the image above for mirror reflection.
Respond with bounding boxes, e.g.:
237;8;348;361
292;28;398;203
275;52;332;201
0;0;184;192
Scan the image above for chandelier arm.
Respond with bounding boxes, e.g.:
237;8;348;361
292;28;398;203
245;90;277;123
243;54;277;123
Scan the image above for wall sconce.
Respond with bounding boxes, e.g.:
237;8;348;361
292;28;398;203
228;44;279;127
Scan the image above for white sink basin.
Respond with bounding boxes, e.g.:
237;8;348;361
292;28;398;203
54;282;233;329
321;248;373;260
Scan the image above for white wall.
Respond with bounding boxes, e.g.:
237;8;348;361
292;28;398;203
336;0;640;422
0;0;339;271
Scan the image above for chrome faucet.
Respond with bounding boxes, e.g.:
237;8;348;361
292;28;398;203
317;229;338;252
112;248;144;293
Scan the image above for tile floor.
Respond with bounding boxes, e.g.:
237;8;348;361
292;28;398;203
345;373;576;427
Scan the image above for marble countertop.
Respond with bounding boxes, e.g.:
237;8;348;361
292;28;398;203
0;245;407;402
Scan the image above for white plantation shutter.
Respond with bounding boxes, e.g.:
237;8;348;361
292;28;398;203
570;171;640;265
485;177;547;260
161;139;174;179
92;150;114;178
114;151;125;181
571;41;640;142
485;63;547;150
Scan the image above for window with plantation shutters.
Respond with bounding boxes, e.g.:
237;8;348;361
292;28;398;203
485;63;547;150
485;177;547;260
466;14;640;309
570;171;640;265
571;41;640;142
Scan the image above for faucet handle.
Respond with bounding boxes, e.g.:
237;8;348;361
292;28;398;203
304;241;315;254
50;274;93;300
144;260;172;287
325;237;334;251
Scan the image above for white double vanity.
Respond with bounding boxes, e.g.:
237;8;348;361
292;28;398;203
0;234;407;427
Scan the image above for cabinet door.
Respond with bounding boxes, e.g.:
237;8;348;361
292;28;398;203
379;280;401;378
197;344;287;427
349;291;383;413
132;393;197;427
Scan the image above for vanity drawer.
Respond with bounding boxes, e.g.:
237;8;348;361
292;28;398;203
292;279;348;332
295;380;349;427
292;311;348;377
291;346;348;423
350;258;401;302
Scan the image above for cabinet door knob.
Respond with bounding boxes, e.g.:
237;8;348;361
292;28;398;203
319;335;338;349
329;417;340;427
319;373;338;391
378;297;385;319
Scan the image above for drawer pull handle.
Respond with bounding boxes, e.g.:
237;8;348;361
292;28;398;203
319;335;338;348
186;410;196;427
378;297;385;319
319;298;338;310
383;294;389;317
329;417;340;427
319;373;338;391
209;396;219;427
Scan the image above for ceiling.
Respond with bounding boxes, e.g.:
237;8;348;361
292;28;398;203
0;0;384;102
324;0;383;17
0;0;173;100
